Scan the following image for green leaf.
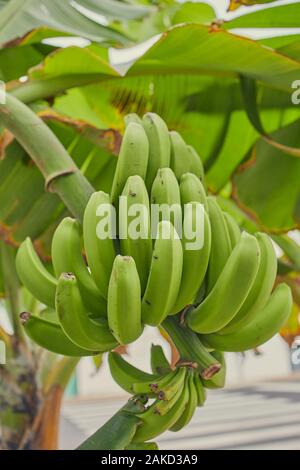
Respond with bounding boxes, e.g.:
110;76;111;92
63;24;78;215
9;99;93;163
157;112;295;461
75;0;154;21
240;75;300;157
226;1;295;20
171;2;215;25
0;0;131;47
232;119;300;231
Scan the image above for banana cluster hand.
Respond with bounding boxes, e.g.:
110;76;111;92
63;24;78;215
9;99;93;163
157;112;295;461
15;111;292;445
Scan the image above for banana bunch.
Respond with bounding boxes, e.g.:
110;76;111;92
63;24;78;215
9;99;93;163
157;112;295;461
108;347;209;443
15;111;293;446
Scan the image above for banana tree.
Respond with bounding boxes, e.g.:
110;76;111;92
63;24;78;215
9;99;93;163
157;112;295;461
1;0;300;449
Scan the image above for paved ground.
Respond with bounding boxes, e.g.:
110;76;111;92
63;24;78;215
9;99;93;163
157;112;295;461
60;375;300;450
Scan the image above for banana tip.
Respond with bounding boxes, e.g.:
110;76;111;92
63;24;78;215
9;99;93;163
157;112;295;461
20;311;31;324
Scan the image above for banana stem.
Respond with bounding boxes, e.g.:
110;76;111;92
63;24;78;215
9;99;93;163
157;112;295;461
162;316;221;380
0;94;94;222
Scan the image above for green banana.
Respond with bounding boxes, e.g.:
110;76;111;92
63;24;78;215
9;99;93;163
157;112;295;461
119;175;152;294
206;197;232;293
16;238;57;308
154;369;187;416
169;131;191;181
187;232;260;334
150;167;182;238
56;273;118;352
150;344;171;376
39;307;58;324
142;112;171;192
180;172;208;211
52;217;107;317
111;122;149;204
83;191;116;299
126;442;159;450
20;312;95;356
223;212;241;249
201;283;293;352
170;370;197;432
108;255;142;345
132;369;176;396
171;203;211;314
108;351;157;394
132;381;189;443
203;350;226;389
220;232;277;335
194;373;207;406
142;221;183;326
186;145;205;183
125;113;142;126
157;366;186;401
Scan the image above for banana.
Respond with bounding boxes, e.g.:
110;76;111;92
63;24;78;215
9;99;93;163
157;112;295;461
223;212;241;249
16;238;57;308
108;255;142;345
169;131;191;181
187;232;260;334
56;273;118;352
194;373;207;406
20;312;95;356
201;283;292;352
108;351;157;394
150;344;171;376
186;145;205;183
154;368;187;416
111;122;149;204
203;351;226;389
142;112;171;192
132;380;189;443
125;113;142;126
206;197;232;293
171;203;211;314
132;369;176;396
150;167;182;238
52;217;107;316
220;232;277;335
180;172;208;211
142;221;183;326
170;370;197;432
119;175;152;294
157;366;186;401
83;191;116;299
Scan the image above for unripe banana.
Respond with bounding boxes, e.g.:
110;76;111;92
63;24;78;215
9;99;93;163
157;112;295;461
125;113;142;126
20;312;95;356
133;367;185;400
206;197;232;293
194;373;207;406
150;344;171;376
220;232;277;335
56;273;118;352
180;172;208;211
132;381;189;443
187;232;260;334
142;221;183;326
203;350;226;389
201;283;292;352
142;113;171;191
169;131;190;181
108;255;142;345
186;145;205;183
171;203;211;314
153;368;187;416
111;122;149;204
170;370;197;432
223;212;241;249
52;217;107;316
16;238;57;308
150;167;182;238
108;351;157;394
83;191;116;299
119;175;152;294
